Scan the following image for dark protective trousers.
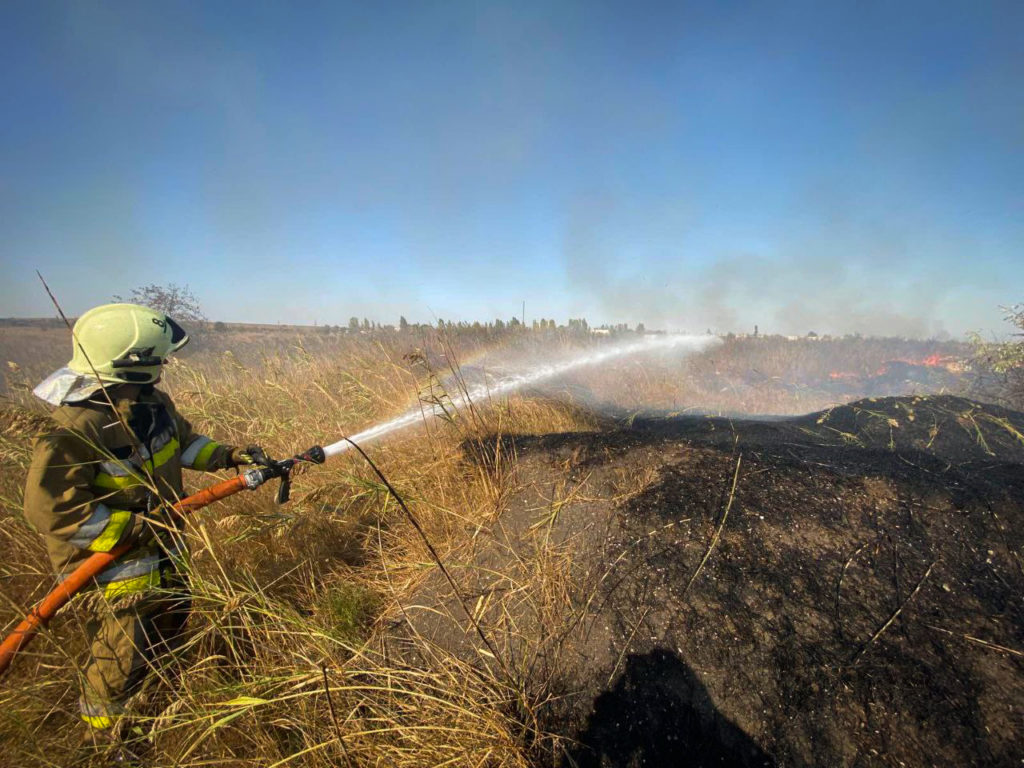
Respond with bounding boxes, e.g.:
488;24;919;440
79;564;190;729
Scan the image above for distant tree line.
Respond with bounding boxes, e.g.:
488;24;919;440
292;315;655;337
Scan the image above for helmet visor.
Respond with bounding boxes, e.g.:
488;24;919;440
166;316;190;352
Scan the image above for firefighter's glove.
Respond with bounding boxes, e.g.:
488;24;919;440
229;445;269;467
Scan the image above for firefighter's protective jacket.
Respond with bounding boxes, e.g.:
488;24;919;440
24;384;236;595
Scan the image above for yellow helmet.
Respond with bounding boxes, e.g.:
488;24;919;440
68;303;190;384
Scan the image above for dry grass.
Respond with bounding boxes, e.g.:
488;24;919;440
0;325;975;766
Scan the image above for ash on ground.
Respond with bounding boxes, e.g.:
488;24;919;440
398;395;1023;767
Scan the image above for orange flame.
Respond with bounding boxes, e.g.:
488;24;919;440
830;354;962;381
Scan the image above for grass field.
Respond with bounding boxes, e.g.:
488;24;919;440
0;325;980;766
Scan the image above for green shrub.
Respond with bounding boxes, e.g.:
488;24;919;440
319;582;379;643
970;304;1024;409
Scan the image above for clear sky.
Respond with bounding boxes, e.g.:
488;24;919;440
1;1;1021;337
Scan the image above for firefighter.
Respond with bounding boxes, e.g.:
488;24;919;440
24;303;263;759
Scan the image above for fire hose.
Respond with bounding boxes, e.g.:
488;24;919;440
0;446;326;678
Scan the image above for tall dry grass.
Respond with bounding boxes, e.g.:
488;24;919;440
0;327;603;767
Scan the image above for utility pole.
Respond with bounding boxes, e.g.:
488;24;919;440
522;300;526;327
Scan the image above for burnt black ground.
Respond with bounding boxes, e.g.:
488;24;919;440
398;396;1023;767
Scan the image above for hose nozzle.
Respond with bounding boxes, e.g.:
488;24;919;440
238;445;324;502
295;445;326;465
274;445;326;503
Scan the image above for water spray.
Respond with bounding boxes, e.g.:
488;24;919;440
0;333;716;677
323;333;718;457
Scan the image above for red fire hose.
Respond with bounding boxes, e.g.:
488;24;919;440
0;446;324;678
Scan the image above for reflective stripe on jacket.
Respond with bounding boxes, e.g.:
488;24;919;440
24;384;236;586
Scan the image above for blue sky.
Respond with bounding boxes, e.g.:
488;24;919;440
1;1;1021;336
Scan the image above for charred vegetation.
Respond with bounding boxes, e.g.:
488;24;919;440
405;396;1023;766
